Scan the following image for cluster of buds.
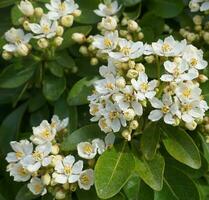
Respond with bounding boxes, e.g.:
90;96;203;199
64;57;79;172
189;0;209;13
2;0;81;60
5;115;114;199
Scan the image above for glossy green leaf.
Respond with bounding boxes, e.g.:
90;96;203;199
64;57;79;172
43;74;66;101
11;5;22;26
47;61;64;77
134;153;165;191
95;142;135;199
15;185;36;200
119;0;141;7
200;80;209;104
123;4;141;20
139;181;154;200
155;166;200;200
67;77;97;106
61;124;102;151
0;0;15;8
61;26;92;49
0;102;28;154
140;122;160;160
0;63;37;88
161;125;201;169
148;0;184;18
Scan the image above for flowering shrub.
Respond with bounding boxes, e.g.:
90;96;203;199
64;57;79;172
0;0;209;200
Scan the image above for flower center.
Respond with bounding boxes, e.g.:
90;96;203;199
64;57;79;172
16;151;24;159
162;43;171;52
17;166;27;176
181;104;192;112
140;83;149;91
124;93;135;102
104;38;112;48
109;111;119;120
41;129;51;139
80;174;90;185
99;118;108;129
32;151;43;161
190;58;198;67
59;2;66;11
34;184;42;193
121;46;131;56
182;88;191;98
105;83;114;90
42;25;50;34
161;106;170;113
91;105;99;115
64;166;72;175
83;144;93;154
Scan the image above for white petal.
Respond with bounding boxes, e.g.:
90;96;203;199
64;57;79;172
148;110;163;121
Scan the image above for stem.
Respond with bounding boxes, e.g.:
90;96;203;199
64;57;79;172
156;55;161;81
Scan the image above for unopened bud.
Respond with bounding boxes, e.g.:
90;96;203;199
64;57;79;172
145;55;155;64
56;26;64;36
37;38;49;49
23;21;30;31
203;32;209;42
126;69;138;79
119;30;128;37
73;9;82;17
193;15;202;25
51;144;60;155
41;173;51;186
79;46;88;55
189;2;200;12
194;25;202;32
90;57;99;66
122;129;131;141
121;18;128;26
138;32;144;40
198;74;208;83
124;109;135;121
187;33;197;42
34;7;43;17
130;120;139;130
18;0;34;17
127;20;139;32
72;33;86;44
185;121;197;131
54;37;63;47
116;77;126;88
135;63;145;73
17;43;29;56
2;51;12;60
61;15;74;27
128;60;135;68
55;190;66;199
63;183;70;190
101;16;117;31
205;124;209;132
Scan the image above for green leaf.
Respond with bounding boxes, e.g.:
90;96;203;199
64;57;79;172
0;62;37;88
155;166;200;200
76;188;99;200
148;0;184;18
123;4;141;20
200;80;209;104
139;181;154;200
0;87;23;104
119;0;141;7
61;26;92;49
134;153;165;191
15;185;36;200
67;77;97;106
61;124;102;151
55;51;76;69
0;102;28;154
123;174;140;200
95;142;135;199
28;90;46;112
0;193;6;200
42;74;66;101
140;122;160;160
47;61;64;77
11;5;22;26
161;125;201;169
0;0;15;8
75;0;100;24
198;133;209;163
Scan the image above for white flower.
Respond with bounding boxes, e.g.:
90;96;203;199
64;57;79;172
114;85;143;116
148;94;179;125
89;102;104;121
78;169;94;190
200;1;209;11
189;0;201;12
103;101;126;132
175;81;201;103
92;133;115;154
182;45;208;75
99;58;117;77
131;72;158;100
51;115;69;132
31;120;56;145
93;31;118;53
21;143;52;173
94;1;121;17
28;177;47;196
160;59;198;83
109;38;144;62
46;0;79;20
29;15;58;39
98;117;113;133
6;140;33;163
101;16;117;31
3;28;32;53
7;162;31;182
152;36;186;57
18;0;34;16
53;155;83;184
77;142;97;159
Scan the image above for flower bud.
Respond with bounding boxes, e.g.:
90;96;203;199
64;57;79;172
37;38;49;49
127;69;138;79
128;20;139;32
51;144;60;155
135;63;145;73
194;25;202;32
90;57;99;66
198;74;208;83
189;2;200;12
18;17;25;24
63;183;70;190
70;183;77;192
193;15;202;25
56;26;64;36
122;129;131;141
79;46;88;56
51;155;62;167
72;33;86;44
124;109;135;121
185;121;197;131
126;34;132;41
138;32;144;40
205;124;209;132
23;20;31;31
145;55;155;64
187;33;197;42
54;37;63;47
203;32;209;42
116;77;126;88
55;190;66;200
34;7;43;17
73;9;82;17
18;0;34;17
173;117;180;126
121;17;128;26
119;30;128;37
130;120;139;130
2;51;12;60
101;16;117;31
128;60;135;68
61;15;74;27
41;173;51;186
17;43;29;56
50;178;57;186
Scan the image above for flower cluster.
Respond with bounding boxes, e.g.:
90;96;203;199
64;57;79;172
2;0;81;60
6;115;110;199
86;2;209;140
189;0;209;12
